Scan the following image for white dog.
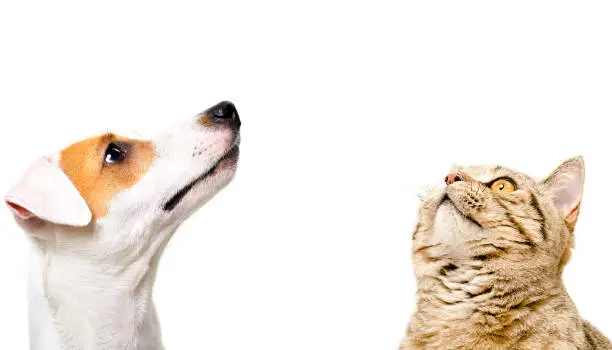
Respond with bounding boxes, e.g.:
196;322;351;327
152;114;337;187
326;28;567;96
5;101;241;350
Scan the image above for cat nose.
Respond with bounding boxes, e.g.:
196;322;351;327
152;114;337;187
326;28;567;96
444;173;463;185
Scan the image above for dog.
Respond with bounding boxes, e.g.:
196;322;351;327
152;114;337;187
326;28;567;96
5;101;241;350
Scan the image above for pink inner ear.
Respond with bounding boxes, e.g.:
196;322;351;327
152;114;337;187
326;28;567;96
6;201;34;219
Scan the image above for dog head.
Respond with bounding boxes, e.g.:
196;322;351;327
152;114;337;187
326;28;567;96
5;101;240;245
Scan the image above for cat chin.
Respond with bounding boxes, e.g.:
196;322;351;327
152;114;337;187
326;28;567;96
431;200;484;256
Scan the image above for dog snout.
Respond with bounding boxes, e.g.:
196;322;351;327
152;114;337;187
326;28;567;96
212;101;238;122
199;101;241;129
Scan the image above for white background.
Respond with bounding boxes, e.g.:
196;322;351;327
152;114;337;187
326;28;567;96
1;1;611;349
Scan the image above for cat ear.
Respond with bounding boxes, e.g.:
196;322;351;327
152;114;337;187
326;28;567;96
541;156;585;229
5;156;92;227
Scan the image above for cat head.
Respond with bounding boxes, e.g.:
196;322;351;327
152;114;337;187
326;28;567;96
413;157;584;276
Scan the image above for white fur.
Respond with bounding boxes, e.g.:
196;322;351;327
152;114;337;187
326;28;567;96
7;113;239;349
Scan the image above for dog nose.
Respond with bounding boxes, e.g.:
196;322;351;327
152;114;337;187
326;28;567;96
211;101;240;126
200;101;241;129
212;101;238;120
444;173;463;185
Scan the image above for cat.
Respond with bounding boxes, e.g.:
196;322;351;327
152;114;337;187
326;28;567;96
400;157;611;349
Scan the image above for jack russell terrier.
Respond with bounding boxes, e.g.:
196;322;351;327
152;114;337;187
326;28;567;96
5;101;241;350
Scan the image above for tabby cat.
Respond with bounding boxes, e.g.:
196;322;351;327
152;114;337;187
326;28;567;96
401;157;611;349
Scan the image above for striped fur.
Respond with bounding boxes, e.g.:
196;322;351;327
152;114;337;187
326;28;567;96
401;158;611;349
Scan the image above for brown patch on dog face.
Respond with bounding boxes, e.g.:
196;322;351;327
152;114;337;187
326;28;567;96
60;133;156;220
198;112;216;127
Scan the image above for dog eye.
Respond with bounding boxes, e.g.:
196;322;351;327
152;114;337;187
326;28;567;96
104;143;127;165
489;178;516;193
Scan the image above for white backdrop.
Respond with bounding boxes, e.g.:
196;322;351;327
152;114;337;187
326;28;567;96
1;1;611;349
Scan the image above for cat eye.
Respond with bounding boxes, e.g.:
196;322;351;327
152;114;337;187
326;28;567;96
489;178;516;193
104;143;128;166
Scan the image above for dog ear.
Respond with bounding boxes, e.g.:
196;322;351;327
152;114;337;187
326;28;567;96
5;156;92;227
